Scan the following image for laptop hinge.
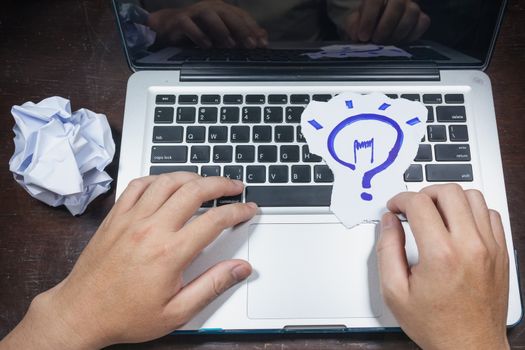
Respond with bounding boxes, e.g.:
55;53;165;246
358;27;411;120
180;62;440;82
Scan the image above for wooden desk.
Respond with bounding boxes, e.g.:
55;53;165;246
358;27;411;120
1;1;524;348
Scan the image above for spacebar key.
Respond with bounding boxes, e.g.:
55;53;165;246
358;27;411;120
246;186;332;207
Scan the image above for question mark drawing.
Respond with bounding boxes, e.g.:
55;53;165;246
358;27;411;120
301;93;426;228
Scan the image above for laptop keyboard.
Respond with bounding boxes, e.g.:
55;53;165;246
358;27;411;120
150;92;472;207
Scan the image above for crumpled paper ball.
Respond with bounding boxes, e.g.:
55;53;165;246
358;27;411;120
9;96;115;215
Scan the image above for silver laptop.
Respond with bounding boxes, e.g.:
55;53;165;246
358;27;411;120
112;0;522;332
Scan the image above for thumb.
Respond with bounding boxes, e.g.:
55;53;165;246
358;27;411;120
377;212;409;305
167;259;251;325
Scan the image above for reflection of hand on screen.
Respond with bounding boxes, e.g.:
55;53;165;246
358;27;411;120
344;0;430;44
147;0;268;49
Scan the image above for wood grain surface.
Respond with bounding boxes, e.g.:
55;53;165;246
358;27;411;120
0;0;524;348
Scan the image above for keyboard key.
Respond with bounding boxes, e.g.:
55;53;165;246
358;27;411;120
150;165;197;175
291;94;310;104
190;146;210;163
436;106;466;122
268;94;287;104
386;94;398;99
217;194;242;206
223;165;243;180
296;126;306;143
414;144;432;162
246;94;265;104
427;125;447;142
445;94;464;104
186;126;205;143
302;145;322;162
291;165;311;183
201;165;221;177
426;164;473;182
449;125;469;141
268;165;288;183
156;95;175;104
231;126;250;143
252;125;272;142
404;164;423;182
151;146;187;163
178;95;198;104
152;126;183;143
213;146;233;163
198;107;218;123
422;94;443;104
312;94;332;102
246;166;266;183
154;107;174;123
208;126;228;143
426;106;434;122
401;94;420;101
280;145;300;162
246;185;332;206
223;94;243;104
176;107;196;123
220;107;240;123
258;145;278;163
286;107;304;123
235;145;255;163
264;107;283;123
201;94;220;104
435;144;471;161
274;125;294;142
242;107;261;123
314;165;334;183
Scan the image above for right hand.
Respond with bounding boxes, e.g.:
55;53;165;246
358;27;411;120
377;184;510;350
147;0;268;49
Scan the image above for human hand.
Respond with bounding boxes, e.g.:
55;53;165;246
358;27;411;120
147;0;268;49
1;173;257;350
377;184;510;350
345;0;430;44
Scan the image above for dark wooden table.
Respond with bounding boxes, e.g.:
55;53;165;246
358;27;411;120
1;1;524;348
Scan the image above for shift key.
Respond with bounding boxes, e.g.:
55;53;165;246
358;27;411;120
426;164;473;182
151;146;187;163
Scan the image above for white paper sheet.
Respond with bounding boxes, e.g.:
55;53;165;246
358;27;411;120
301;92;426;228
9;96;115;216
302;44;412;59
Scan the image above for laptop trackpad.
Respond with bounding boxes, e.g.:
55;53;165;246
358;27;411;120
247;223;382;319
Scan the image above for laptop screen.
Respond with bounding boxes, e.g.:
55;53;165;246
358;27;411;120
113;0;506;71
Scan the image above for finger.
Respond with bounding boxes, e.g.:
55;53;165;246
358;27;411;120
166;259;251;326
357;0;385;42
154;177;246;231
178;15;212;48
387;191;449;254
174;202;257;265
197;10;235;48
390;1;420;43
344;11;361;42
111;176;158;215
489;210;507;252
237;10;268;47
377;212;409;304
420;184;477;236
130;172;200;219
372;0;406;43
404;12;430;43
464;189;498;249
219;10;257;48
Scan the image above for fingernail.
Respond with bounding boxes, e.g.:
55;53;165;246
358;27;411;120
227;36;236;47
232;179;244;188
247;202;258;209
381;213;395;229
260;37;268;47
231;264;251;281
244;37;256;48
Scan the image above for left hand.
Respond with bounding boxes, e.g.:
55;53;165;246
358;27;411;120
0;173;257;349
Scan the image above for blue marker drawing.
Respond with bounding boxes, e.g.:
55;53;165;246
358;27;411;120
345;100;354;109
378;103;391;111
326;113;404;201
308;119;323;130
406;117;421;126
353;138;374;164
